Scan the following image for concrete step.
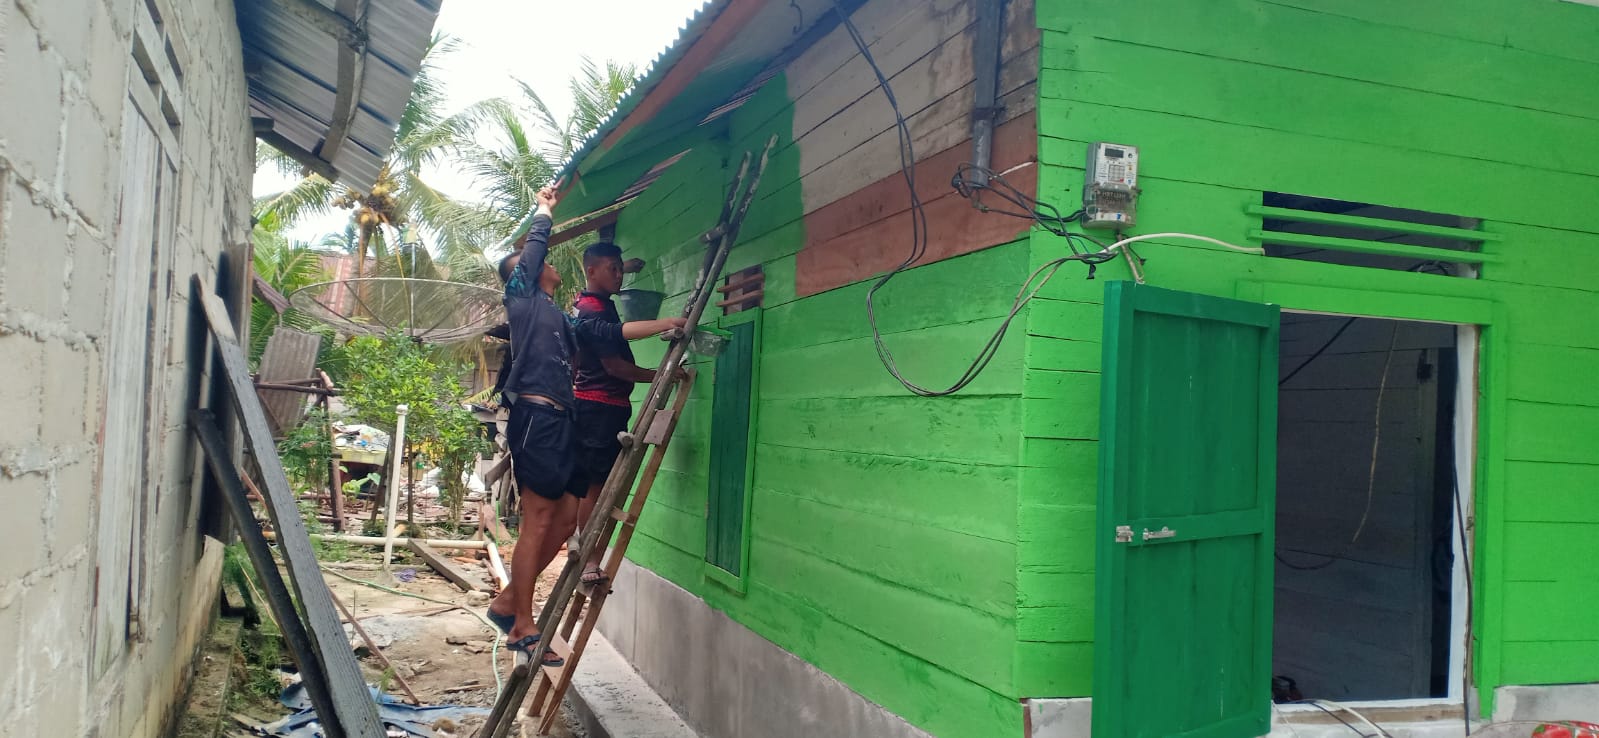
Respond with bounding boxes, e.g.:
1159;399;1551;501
553;632;699;738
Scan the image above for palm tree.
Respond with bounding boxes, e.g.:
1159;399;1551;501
440;56;641;304
248;213;334;364
254;33;506;283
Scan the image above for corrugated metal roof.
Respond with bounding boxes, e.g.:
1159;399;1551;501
238;0;442;189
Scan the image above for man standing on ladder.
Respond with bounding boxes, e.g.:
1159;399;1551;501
568;242;678;591
486;185;684;665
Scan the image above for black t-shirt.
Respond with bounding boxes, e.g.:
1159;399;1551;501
501;214;621;407
572;290;635;405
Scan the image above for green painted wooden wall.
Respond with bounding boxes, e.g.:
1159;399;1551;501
1023;0;1599;714
606;76;1028;738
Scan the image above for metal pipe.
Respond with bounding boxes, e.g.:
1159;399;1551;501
968;0;1007;190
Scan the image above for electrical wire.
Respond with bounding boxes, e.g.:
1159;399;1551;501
1292;700;1372;737
829;0;1118;397
1302;700;1395;738
319;565;506;698
1276;322;1400;571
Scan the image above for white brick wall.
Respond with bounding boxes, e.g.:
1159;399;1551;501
0;0;254;735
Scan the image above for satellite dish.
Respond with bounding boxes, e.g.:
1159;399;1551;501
287;277;504;344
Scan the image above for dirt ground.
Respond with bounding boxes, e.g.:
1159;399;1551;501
221;538;585;738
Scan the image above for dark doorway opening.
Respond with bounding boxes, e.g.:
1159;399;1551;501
1272;314;1460;702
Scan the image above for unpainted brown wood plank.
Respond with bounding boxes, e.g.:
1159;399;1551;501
797;113;1037;296
407;539;490;592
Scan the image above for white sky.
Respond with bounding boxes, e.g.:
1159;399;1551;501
252;0;708;245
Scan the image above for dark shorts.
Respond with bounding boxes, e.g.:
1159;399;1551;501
507;400;586;500
574;399;631;485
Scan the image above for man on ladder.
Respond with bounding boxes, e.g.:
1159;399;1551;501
569;241;676;592
485;185;684;665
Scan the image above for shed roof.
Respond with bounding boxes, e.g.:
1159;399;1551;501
238;0;443;189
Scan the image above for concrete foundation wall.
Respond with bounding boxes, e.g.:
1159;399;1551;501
597;558;936;738
0;0;252;735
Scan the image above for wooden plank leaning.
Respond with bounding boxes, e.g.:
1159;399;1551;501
194;278;386;738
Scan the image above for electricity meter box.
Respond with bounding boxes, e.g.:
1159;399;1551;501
1083;142;1139;230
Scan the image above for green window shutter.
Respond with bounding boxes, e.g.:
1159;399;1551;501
1094;281;1280;738
706;313;760;578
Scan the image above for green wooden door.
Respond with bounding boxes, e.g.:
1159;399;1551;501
1093;281;1280;738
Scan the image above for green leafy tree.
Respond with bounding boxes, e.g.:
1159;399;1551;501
339;333;487;527
443;57;641;306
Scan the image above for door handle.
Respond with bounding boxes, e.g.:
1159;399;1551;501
1142;526;1176;541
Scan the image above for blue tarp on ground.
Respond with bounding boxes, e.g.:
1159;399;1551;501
250;683;490;737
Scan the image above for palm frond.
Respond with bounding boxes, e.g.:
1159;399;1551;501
255;175;339;225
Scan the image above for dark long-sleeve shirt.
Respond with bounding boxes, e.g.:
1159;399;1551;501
502;213;622;407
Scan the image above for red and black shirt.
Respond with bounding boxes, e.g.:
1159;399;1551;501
571;290;635;406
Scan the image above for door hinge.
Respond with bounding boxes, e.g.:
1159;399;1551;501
1115;525;1134;543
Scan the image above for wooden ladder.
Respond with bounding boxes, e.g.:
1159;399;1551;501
478;134;777;738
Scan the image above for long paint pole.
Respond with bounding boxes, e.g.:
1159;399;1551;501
382;404;409;574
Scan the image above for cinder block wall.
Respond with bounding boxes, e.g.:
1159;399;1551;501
0;0;252;735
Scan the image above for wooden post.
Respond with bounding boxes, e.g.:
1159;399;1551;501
382;405;409;574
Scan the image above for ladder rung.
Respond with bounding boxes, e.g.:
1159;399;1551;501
609;508;637;524
546;634;571;658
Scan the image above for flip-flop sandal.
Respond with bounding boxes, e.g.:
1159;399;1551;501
507;634;563;667
580;568;610;587
486;608;516;635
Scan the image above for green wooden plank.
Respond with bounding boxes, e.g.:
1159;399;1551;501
1034;2;1599;121
1017;504;1095;573
1045;34;1599;178
753;539;1018;695
1256;0;1599;67
761;317;1024;399
755;489;1016;617
1484;223;1599;294
1036;97;1599;235
1499;642;1599;686
1016;603;1094;642
1025;298;1106;342
1247;230;1499;265
1502;521;1599;582
760;240;1030;353
753;443;1018;540
1016;566;1094;609
1506;343;1599;408
1499;284;1599;351
1502;580;1599;643
1503;461;1599;524
757;396;1023;466
1505;401;1599;465
736;581;1024;738
1025;336;1102;373
1022;437;1099;470
1015;640;1094;697
1247;205;1501;243
1243;280;1495;326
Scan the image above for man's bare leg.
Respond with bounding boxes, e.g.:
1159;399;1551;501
577;485;607;586
488;489;559;646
